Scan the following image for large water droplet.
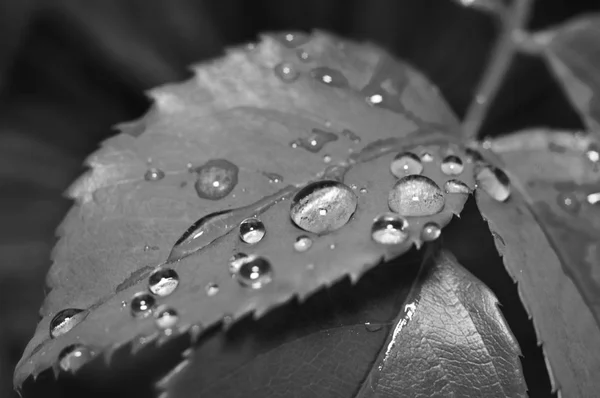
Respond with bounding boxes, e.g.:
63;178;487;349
49;309;85;338
239;218;266;244
193;159;239;200
58;344;94;373
148;268;179;296
144;168;165;181
557;192;580;213
155;306;179;330
440;155;464;175
294;235;313;252
444;179;471;194
234;255;273;289
421;222;441;242
476;166;511;202
290;128;338;153
311;67;349;88
388;175;445;216
274;62;299;82
390;152;423;177
277;32;310;48
371;213;409;245
130;292;156;318
290;180;357;234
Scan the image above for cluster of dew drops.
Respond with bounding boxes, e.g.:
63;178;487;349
46;33;600;374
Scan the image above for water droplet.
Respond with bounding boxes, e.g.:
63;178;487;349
274;62;299;82
465;148;483;163
476;166;511;202
390;152;423;177
58;344;94;373
587;192;600;205
130;292;156;318
294;235;313;252
193;159;239;200
366;94;384;105
239;218;266;244
277;32;309;48
235;255;273;289
586;143;600;163
359;187;368;194
557;192;580;213
297;49;311;62
364;322;383;332
341;129;361;143
290;180;357;234
263;172;283;183
290;128;338;153
329;243;336;250
155;306;179;330
121;301;127;307
421;222;441;242
371;213;409;245
206;283;219;296
421;153;433;162
323;155;332;163
229;252;249;274
49;309;85;338
144;168;165;181
444;179;471;194
388;175;445;216
148;268;179;297
311;67;349;88
441;155;464;175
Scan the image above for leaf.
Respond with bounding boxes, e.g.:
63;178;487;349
535;14;600;134
158;249;525;398
15;32;469;386
474;128;600;396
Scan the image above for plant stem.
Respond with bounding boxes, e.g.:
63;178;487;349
462;0;535;142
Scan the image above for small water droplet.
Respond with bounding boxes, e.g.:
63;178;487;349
263;171;283;183
587;192;600;205
364;322;383;332
290;180;357;234
557;192;580;213
421;153;433;162
329;243;336;250
49;309;85;338
290;128;338;153
58;344;94;373
476;166;511;202
144;168;165;181
239;218;266;244
323;155;332;163
441;155;464;175
371;213;409;245
274;62;299;82
121;301;127;308
421;222;441;242
148;268;179;296
359;187;368;194
390;152;423;177
350;184;358;190
297;49;311;62
155;306;179;330
444;179;471;194
388;175;445;216
206;282;219;296
311;67;349;88
585;143;600;164
235;255;273;289
294;236;313;252
465;148;483;163
130;292;156;318
341;129;361;143
193;159;239;200
366;94;384;105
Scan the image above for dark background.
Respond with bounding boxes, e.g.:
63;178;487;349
0;0;598;397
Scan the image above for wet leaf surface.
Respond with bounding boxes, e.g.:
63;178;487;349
15;32;462;385
475;128;600;397
160;249;525;398
537;14;600;134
